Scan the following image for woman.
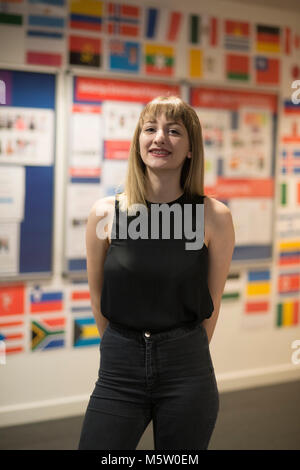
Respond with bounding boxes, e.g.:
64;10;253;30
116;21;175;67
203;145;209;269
78;96;235;450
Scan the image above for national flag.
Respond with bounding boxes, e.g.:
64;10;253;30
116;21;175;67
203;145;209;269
256;24;281;53
30;286;64;314
222;272;241;301
0;318;25;355
69;35;101;67
245;300;270;314
106;2;140;37
73;317;99;347
189;14;218;46
31;317;66;351
278;240;300;266
69;285;92;314
278;272;300;295
70;0;103;32
0;0;24;26
189;49;202;78
246;270;271;296
144;8;183;43
280;149;300;175
109;39;140;72
226;53;249;81
255;56;279;85
0;284;25;316
224;20;250;51
144;44;174;77
276;299;300;327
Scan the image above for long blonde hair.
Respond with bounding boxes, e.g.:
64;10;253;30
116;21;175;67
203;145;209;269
115;96;206;212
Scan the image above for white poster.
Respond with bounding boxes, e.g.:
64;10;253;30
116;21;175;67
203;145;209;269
0;107;54;165
102;101;143;140
70;107;103;168
230;198;273;244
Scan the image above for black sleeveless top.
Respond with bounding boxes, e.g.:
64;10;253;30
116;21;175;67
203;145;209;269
100;192;214;332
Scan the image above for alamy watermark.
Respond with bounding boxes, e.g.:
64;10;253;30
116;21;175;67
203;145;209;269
291;80;300;105
291;340;300;365
95;201;204;250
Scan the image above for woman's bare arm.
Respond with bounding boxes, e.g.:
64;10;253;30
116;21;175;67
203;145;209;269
202;198;235;343
85;197;113;339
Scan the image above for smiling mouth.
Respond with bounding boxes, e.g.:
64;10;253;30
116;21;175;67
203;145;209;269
149;150;171;157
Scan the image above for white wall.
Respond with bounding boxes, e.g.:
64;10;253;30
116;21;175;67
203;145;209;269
0;0;300;427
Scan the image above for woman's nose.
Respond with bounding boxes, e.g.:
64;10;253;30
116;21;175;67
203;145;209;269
154;129;165;143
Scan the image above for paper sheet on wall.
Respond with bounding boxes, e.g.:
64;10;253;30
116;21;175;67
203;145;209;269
65;184;103;259
230;198;273;244
0;165;25;221
70;107;103;168
0;223;19;274
102;101;143;140
0;107;54;165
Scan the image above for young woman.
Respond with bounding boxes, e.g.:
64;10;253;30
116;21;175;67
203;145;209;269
78;96;235;450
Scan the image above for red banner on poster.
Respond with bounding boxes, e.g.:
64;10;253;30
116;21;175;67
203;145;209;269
206;178;274;199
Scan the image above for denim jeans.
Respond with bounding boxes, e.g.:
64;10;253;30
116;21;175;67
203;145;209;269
78;321;219;450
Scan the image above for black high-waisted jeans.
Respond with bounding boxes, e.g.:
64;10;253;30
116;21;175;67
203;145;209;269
78;321;219;450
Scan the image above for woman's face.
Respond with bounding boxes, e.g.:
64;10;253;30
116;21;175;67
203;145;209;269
138;113;191;172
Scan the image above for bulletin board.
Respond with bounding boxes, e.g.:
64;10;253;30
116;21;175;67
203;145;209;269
190;86;278;262
0;69;56;278
63;74;181;277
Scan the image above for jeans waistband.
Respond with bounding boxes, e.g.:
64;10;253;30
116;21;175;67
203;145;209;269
108;320;203;342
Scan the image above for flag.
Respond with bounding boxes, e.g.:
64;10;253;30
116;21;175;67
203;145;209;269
276;299;299;327
256;24;281;53
69;285;92;314
278;272;300;295
0;0;24;26
222;272;241;301
73;317;100;347
30;286;64;313
244;270;271;324
109;39;140;72
144;44;174;77
280;149;300;175
224;20;250;51
69;35;101;67
255;56;279;85
246;270;271;297
106;2;140;37
189;49;202;78
144;8;183;42
189;14;218;46
31;317;66;351
0;318;24;355
278;240;300;266
0;284;25;316
70;0;103;32
226;53;250;81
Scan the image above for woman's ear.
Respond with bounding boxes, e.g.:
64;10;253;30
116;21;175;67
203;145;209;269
187;151;192;159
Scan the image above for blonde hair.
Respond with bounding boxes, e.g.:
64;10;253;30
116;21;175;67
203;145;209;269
115;96;207;212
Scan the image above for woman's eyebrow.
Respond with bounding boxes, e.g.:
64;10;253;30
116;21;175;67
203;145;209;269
143;120;183;126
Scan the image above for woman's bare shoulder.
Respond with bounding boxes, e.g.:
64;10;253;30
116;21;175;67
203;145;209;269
204;196;234;242
89;195;116;219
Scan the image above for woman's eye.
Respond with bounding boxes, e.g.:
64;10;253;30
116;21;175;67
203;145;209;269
145;127;155;132
169;129;180;134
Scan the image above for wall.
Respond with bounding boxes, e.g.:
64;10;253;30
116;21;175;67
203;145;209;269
0;0;300;427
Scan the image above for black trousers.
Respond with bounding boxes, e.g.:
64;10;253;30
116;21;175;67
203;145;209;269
78;321;219;450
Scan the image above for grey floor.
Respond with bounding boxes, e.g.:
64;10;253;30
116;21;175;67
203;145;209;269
1;379;300;450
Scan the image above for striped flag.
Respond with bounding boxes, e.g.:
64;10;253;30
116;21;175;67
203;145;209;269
276;299;299;327
106;2;140;37
243;269;272;327
69;35;101;67
224;20;250;51
189;14;218;46
255;56;280;85
70;0;103;32
73;317;99;347
69;285;92;314
29;286;64;314
0;318;25;355
144;8;183;42
278;271;300;295
226;53;250;81
278;240;300;266
144;44;174;77
31;317;66;351
280;149;300;175
0;0;24;26
222;272;242;301
256;24;281;53
246;270;271;297
26;0;66;66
